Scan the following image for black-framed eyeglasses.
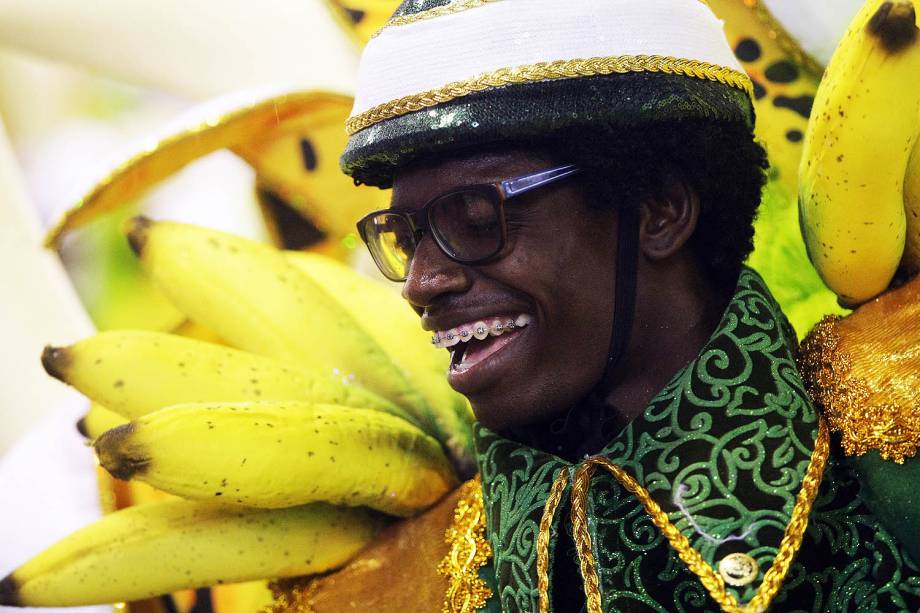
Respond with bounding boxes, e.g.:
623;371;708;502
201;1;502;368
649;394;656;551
356;163;581;282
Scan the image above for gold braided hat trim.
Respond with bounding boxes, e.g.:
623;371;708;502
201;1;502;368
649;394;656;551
371;0;502;39
537;417;830;613
345;55;754;135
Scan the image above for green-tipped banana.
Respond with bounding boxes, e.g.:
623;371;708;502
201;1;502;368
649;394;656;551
124;217;428;421
43;330;414;425
0;498;382;607
94;401;457;517
798;0;920;305
77;403;128;440
287;252;476;477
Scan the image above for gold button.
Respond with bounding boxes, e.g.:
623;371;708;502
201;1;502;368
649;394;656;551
718;552;759;587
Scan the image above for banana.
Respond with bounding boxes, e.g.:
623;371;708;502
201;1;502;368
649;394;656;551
903;136;920;272
94;401;458;517
287;252;476;477
0;498;383;607
77;403;128;440
42;330;414;425
798;0;920;305
124;217;430;421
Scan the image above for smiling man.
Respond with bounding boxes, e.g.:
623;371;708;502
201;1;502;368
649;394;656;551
331;0;920;611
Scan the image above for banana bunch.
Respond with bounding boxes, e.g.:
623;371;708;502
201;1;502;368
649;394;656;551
798;0;920;306
0;217;474;607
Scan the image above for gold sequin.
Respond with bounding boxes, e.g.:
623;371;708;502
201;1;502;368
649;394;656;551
438;475;494;613
798;280;920;463
346;55;754;135
262;577;319;613
537;418;830;613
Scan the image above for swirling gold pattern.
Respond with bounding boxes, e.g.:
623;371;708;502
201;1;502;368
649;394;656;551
346;55;754;134
438;476;494;613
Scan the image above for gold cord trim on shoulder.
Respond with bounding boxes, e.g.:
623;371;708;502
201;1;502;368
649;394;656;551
345;55;754;135
371;0;501;39
798;315;920;463
742;0;823;77
537;418;830;613
438;475;494;613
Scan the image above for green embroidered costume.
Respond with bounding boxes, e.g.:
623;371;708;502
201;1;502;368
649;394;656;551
473;269;920;612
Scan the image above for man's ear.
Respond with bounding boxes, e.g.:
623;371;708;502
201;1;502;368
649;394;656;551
637;172;700;261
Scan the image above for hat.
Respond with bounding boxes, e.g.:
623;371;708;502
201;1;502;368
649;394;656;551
340;0;755;187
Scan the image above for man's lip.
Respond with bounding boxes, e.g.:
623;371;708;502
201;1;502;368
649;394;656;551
422;306;533;332
447;324;530;394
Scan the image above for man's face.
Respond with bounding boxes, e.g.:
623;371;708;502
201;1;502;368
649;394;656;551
392;148;620;431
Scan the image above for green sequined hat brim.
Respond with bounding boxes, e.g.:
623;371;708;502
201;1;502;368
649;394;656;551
341;72;755;188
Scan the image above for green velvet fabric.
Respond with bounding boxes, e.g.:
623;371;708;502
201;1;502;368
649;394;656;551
473;268;920;612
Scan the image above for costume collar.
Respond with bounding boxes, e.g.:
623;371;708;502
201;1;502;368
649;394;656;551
474;266;821;608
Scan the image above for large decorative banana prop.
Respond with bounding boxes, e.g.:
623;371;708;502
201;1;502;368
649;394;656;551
0;499;382;606
0;218;475;606
798;0;920;305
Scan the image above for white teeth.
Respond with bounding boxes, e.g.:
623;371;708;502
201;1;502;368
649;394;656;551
489;319;505;336
433;314;532;348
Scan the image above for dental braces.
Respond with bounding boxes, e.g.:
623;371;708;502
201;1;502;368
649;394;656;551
430;315;532;349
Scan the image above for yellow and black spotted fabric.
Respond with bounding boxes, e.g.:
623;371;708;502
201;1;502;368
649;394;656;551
474;268;920;612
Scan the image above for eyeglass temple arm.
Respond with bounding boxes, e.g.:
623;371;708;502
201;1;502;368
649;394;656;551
500;164;580;198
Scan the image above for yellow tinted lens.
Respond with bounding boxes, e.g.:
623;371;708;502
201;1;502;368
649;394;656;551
364;213;414;280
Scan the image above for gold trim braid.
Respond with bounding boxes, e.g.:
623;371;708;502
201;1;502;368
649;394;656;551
371;0;502;39
438;475;493;613
537;418;830;613
346;55;754;135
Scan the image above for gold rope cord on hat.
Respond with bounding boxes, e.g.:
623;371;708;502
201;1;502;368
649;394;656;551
371;0;502;39
536;417;830;613
345;55;754;135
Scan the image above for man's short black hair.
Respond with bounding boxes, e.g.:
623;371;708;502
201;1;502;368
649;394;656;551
547;120;769;292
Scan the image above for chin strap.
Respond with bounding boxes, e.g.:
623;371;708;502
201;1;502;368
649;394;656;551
601;203;639;387
545;205;640;458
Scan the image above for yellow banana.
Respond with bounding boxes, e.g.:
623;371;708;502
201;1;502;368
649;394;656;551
903;136;920;272
0;498;382;607
77;403;128;440
94;401;457;517
798;0;920;305
287;252;476;476
42;330;414;425
125;217;430;421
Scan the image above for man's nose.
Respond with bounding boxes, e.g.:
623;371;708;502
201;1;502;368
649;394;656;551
401;235;471;308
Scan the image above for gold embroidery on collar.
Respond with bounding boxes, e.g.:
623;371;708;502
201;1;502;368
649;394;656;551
371;0;502;39
346;55;754;135
438;475;493;612
799;315;920;463
537;418;830;613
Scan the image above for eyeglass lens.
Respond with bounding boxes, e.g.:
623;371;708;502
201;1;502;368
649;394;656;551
362;189;504;281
